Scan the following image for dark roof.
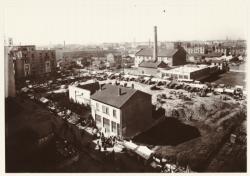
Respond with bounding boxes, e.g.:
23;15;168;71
205;53;224;57
77;82;100;94
91;84;148;108
189;53;223;58
135;48;178;57
210;59;226;63
139;61;169;69
188;53;204;57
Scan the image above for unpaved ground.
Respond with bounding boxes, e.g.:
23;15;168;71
95;79;247;172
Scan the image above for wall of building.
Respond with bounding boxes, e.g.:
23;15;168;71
172;48;187;66
69;86;91;105
134;56;144;67
135;55;172;67
14;49;56;79
5;47;16;98
137;67;160;77
91;99;121;137
15;59;25;79
121;91;152;138
189;67;210;80
161;66;211;81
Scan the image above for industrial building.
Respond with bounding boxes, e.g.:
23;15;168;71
160;64;218;81
90;84;152;138
134;26;187;67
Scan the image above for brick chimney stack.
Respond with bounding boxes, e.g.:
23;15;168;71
153;26;158;62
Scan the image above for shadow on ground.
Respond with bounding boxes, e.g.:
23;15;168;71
133;117;200;146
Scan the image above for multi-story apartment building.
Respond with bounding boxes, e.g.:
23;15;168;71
90;84;153;138
230;46;246;56
10;45;56;79
189;46;205;54
214;46;229;55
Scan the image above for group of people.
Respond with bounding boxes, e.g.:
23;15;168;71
95;132;118;151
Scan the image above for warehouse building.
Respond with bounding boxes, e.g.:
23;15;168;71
134;26;187;67
160;64;218;81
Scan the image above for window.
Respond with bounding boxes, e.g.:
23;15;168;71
102;105;105;113
111;121;117;133
96;103;99;111
117;123;120;136
106;107;109;115
103;117;110;133
113;109;117;118
102;105;109;115
95;114;102;125
184;75;188;79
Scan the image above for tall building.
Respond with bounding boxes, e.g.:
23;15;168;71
4;46;16;98
10;45;56;79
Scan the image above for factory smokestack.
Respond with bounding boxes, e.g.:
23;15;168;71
153;26;158;62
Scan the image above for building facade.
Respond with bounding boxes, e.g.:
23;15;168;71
106;53;122;68
186;45;206;54
134;47;187;67
90;84;152;138
160;64;218;81
4;46;16;98
10;45;56;79
69;82;99;106
137;61;171;77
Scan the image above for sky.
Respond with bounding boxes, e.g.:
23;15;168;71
2;0;249;45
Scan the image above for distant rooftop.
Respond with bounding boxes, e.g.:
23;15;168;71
189;53;223;58
135;48;178;57
161;64;209;74
139;61;170;69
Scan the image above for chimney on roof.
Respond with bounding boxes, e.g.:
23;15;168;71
153;26;158;62
118;87;122;96
99;84;104;91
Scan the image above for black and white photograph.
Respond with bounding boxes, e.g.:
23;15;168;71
2;0;248;174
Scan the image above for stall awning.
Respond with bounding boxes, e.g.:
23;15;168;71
134;146;153;160
40;97;49;104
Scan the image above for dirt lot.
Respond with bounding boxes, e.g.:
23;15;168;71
103;79;247;172
203;71;246;87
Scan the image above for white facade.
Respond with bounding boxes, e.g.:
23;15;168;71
161;65;209;80
186;46;205;54
91;99;121;137
69;85;92;105
134;55;172;67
